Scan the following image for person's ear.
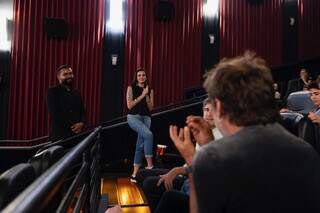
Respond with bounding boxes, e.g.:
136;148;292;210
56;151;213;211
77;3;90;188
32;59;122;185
215;98;223;120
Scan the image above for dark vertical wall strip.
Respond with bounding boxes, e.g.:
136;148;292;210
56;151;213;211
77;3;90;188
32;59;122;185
7;0;105;140
0;51;10;139
201;13;220;77
282;0;298;63
101;0;125;121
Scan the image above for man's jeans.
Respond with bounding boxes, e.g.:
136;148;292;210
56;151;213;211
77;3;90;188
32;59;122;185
127;114;153;165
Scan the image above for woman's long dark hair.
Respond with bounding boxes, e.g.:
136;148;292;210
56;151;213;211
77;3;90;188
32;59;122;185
131;68;149;87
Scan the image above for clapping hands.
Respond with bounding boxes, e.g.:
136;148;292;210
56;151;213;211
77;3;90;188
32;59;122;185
169;125;195;165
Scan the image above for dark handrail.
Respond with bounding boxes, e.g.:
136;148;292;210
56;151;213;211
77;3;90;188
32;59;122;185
74;184;89;212
1;97;205;150
0;135;48;143
94;94;208;126
0;142;51;150
2;126;101;213
0;94;207;144
101;100;204;131
56;162;88;212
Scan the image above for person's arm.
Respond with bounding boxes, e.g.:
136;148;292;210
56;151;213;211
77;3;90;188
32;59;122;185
146;89;154;111
46;88;69;129
126;86;148;110
189;174;197;213
157;166;187;190
71;93;86;134
105;205;123;213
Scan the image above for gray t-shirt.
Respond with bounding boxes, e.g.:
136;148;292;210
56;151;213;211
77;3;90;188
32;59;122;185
193;123;320;213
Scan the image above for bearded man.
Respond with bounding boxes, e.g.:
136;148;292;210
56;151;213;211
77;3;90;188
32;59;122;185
46;65;86;141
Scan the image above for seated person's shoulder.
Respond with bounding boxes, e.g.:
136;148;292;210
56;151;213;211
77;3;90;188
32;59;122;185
194;138;228;164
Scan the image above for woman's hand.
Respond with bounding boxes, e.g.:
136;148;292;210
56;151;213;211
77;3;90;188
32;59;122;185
142;86;149;97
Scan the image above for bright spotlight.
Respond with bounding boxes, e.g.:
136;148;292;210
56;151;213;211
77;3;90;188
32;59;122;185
203;0;219;18
107;0;125;33
0;9;13;51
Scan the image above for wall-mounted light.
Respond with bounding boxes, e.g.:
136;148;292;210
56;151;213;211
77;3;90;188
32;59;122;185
203;0;219;18
0;8;13;51
289;17;295;26
111;54;118;66
208;34;215;44
106;0;125;33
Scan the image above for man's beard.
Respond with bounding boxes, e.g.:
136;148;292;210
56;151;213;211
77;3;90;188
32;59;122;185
61;78;73;87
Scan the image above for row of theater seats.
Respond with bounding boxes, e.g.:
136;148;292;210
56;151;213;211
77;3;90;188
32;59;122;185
281;112;320;154
281;90;320;154
0;146;64;211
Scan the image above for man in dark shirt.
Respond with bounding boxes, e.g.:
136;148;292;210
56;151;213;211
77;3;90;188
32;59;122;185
284;68;311;100
46;65;86;141
169;53;320;213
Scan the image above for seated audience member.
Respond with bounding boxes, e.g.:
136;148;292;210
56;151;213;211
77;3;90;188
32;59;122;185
170;52;320;213
284;68;311;100
281;81;320;114
273;83;281;100
307;81;320;124
137;98;222;212
195;98;223;150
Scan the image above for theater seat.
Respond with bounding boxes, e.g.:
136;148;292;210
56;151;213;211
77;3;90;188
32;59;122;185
29;145;64;177
299;119;320;154
286;91;316;114
281;112;320;154
280;112;305;136
0;163;36;210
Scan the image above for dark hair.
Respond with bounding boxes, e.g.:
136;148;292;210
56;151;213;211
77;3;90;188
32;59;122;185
307;81;320;90
202;98;211;108
56;65;71;74
203;52;279;126
300;68;308;72
131;68;149;87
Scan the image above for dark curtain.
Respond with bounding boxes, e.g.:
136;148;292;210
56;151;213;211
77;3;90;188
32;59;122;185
124;0;202;108
7;0;105;140
298;0;320;60
220;0;283;66
0;51;10;140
